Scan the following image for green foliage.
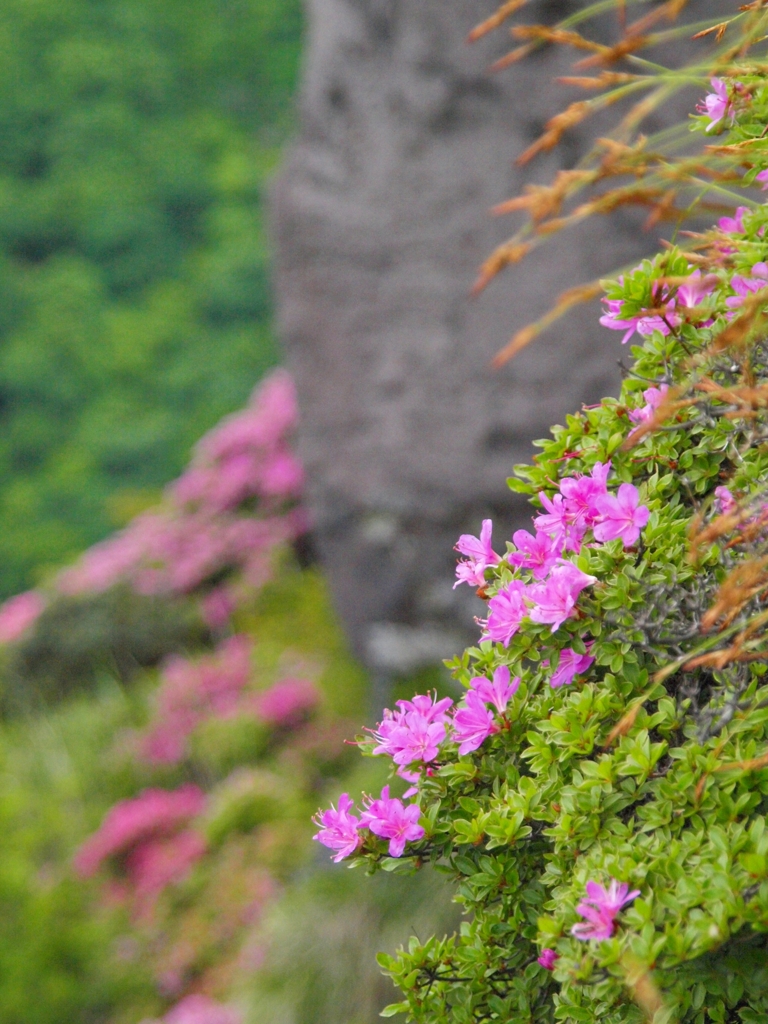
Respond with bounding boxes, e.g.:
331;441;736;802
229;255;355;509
0;0;302;597
0;560;370;1023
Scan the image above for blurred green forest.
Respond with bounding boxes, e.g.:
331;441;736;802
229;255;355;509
0;0;302;597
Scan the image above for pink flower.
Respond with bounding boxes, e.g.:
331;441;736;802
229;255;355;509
508;529;560;578
126;829;206;905
571;879;640;941
360;786;425;857
714;485;737;515
255;677;318;727
697;77;732;131
140;636;254;764
452;691;497;755
756;169;768;190
718;205;750;234
593;483;649;547
454;519;502;588
535;492;585;552
726;263;768;310
677;269;714;310
599;298;679;346
482;580;529;645
371;694;453;766
549;645;594;688
0;590;45;644
559;461;611;532
313;793;363;862
200;586;237;629
537;949;559;970
74;785;206;877
528;562;597;633
628;384;669;426
469;664;520;713
162;994;242;1024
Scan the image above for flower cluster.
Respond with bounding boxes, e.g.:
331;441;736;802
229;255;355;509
74;785;207;916
314;785;426;861
138;635;319;765
0;370;306;644
459;465;647;688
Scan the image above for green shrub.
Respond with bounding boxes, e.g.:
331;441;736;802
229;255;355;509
315;53;768;1024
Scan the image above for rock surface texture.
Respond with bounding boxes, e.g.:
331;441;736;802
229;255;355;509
272;0;710;677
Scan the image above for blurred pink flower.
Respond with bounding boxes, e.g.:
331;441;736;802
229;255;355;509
572;879;639;941
127;829;206;904
718;205;749;234
54;368;305;615
628;384;668;427
537;949;559;970
141;636;253;764
161;994;242;1024
697;77;733;131
255;677;319;727
714;486;737;515
0;590;45;644
200;587;237;630
74;784;206;877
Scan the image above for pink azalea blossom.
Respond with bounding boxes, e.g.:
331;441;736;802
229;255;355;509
571;879;640;941
200;586;237;629
718;205;750;234
508;528;560;578
74;785;206;877
452;690;497;755
534;492;585;552
161;994;242;1024
549;645;594;689
0;590;45;644
697;77;732;131
469;664;520;713
313;793;363;862
255;677;318;727
559;461;611;531
628;384;669;427
537;949;559;970
714;485;737;515
756;169;768;190
528;562;597;633
676;269;714;310
593;483;649;547
371;694;453;766
726;262;768;310
140;635;254;764
599;297;680;345
126;828;206;905
360;786;425;857
454;519;502;588
482;580;529;645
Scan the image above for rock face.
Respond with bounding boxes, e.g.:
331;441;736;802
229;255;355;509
271;0;699;675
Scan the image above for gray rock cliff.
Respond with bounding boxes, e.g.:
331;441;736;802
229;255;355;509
271;0;713;676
